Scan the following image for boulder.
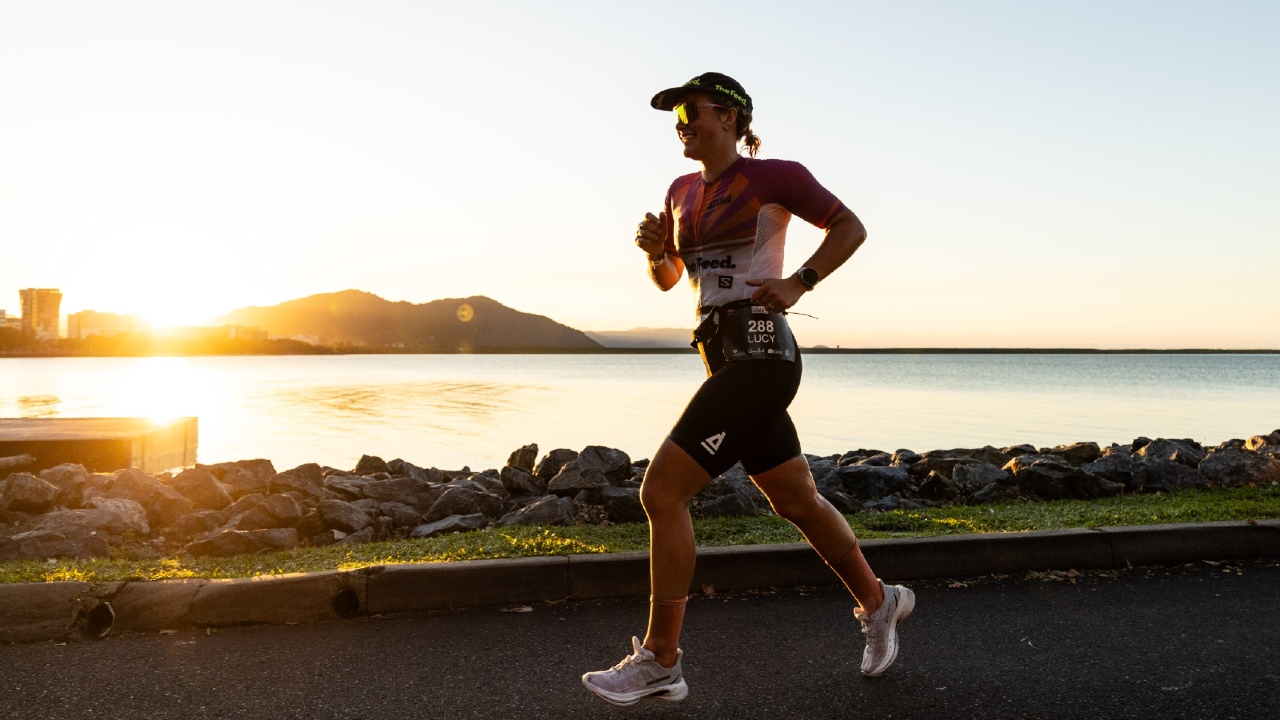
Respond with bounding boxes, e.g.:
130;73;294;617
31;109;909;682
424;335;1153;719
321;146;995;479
323;475;372;500
971;446;1015;467
1081;454;1136;491
38;464;90;507
1132;458;1204;492
318;499;373;534
498;495;575;526
1136;438;1204;467
352;498;380;514
1000;444;1037;457
410;513;489;538
105;468;192;527
917;471;960;501
467;471;508;498
172;510;228;539
819;487;860;513
892;449;921;466
500;466;546;496
600;486;647;524
862;495;901;512
269;472;323;498
221;468;270;499
170;469;234;511
700;489;757;518
199;459;276;484
534;449;578;480
547;462;610;496
952;462;1010;488
506;443;539;473
183;528;298;558
909;452;976;479
0;528;110;561
296;509;326;538
1044;442;1102;467
424;487;503;523
360;478;442;513
228;494;302;531
378;501;424;528
1198;448;1280;486
280;462;324;487
818;464;912;501
353;454;390;476
1004;454;1124;499
1;473;59;513
34;498;150;537
1245;433;1280;451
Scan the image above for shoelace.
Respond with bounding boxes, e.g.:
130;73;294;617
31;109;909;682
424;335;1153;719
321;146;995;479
609;650;646;672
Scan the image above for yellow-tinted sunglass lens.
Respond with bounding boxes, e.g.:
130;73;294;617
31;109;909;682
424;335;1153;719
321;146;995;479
674;103;689;124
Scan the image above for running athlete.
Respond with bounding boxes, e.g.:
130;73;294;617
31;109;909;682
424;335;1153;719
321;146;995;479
581;72;915;707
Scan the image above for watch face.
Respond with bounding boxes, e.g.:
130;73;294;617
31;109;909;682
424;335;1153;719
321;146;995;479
799;268;819;287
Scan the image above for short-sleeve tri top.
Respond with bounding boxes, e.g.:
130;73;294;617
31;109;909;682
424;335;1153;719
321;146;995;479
662;156;846;315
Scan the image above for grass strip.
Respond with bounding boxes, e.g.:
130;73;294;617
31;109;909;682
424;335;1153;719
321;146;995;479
3;484;1276;585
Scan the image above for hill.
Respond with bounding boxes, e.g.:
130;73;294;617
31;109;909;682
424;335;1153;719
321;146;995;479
584;327;692;349
218;291;601;351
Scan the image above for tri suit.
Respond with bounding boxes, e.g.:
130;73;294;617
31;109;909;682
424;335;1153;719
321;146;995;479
660;156;847;478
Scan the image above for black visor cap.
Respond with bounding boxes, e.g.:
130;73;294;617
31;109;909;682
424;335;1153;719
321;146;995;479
651;72;752;114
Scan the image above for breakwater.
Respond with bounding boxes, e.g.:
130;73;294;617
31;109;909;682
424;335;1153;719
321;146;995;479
2;430;1279;563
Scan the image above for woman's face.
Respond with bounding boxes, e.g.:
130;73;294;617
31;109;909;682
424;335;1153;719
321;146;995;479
674;92;737;161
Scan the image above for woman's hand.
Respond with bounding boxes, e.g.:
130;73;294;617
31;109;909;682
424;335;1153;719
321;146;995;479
746;276;807;313
634;211;667;261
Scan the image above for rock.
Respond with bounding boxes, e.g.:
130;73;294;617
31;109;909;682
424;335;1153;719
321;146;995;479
352;498;380;514
38;464;90;507
818;487;860;513
853;452;893;467
547;461;609;496
498;495;575;526
1081;454;1136;491
318;499;373;534
970;483;1019;504
1;473;59;513
952;462;1010;488
1198;448;1280;486
862;495;900;512
918;471;960;501
1000;444;1037;457
500;466;546;496
1245;433;1280;451
892;449;921;466
296;509;326;538
308;529;345;546
1044;442;1102;467
221;468;270;499
1216;439;1247;451
268;472;323;498
1004;454;1124;499
410;513;489;538
1136;438;1205;467
700;492;756;518
534;449;578;480
183;528;298;557
199;459;277;484
280;463;324;487
353;454;390;476
467;471;508;498
818;464;912;501
0;528;110;561
336;527;376;545
909;450;977;478
105;468;192;527
33;498;150;537
170;469;234;511
970;446;1014;467
506;444;539;472
229;494;302;531
323;475;371;500
600;486;647;524
424;486;504;523
172;510;228;539
360;478;442;514
378;501;424;528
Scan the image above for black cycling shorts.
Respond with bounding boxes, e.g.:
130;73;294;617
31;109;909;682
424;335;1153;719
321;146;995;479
668;335;803;479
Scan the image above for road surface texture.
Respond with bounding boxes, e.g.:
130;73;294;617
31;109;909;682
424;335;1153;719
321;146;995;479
2;559;1277;719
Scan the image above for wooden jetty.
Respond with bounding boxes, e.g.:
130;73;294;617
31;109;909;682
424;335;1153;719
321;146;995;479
0;418;197;474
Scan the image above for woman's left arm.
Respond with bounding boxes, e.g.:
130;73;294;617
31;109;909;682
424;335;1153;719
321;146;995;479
746;208;867;311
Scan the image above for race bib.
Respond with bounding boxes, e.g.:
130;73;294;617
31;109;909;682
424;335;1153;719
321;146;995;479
718;304;797;362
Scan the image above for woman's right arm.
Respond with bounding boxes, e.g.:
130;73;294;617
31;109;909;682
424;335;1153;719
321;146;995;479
635;210;683;291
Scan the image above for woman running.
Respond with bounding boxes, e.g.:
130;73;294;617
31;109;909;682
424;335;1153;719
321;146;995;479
581;72;915;706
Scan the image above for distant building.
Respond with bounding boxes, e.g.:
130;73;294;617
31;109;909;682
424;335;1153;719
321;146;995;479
192;324;268;342
66;310;149;340
19;289;62;339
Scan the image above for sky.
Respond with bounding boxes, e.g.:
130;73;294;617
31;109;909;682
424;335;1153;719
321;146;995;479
1;0;1277;348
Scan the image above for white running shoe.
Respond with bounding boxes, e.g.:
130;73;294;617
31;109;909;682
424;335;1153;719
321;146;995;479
854;580;915;677
581;636;688;706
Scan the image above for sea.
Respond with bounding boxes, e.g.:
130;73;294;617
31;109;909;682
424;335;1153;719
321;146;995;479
1;353;1277;472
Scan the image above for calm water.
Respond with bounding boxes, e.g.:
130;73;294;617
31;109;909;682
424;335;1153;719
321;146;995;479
1;354;1277;472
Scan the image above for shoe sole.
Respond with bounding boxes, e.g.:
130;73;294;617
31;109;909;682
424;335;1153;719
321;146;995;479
582;676;689;706
862;586;915;678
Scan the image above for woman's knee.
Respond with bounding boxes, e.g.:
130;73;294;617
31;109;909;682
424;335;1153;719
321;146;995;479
766;485;826;523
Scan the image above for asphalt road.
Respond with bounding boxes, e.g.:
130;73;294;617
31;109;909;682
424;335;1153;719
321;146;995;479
2;559;1278;720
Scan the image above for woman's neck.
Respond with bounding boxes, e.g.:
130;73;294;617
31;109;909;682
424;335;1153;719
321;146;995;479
699;146;741;183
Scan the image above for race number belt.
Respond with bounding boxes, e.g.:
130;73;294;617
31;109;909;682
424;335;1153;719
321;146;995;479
692;300;797;363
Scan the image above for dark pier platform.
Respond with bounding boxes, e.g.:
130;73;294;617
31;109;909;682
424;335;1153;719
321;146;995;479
0;418;197;474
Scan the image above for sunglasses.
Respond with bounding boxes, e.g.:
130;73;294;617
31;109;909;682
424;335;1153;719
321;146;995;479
674;102;732;125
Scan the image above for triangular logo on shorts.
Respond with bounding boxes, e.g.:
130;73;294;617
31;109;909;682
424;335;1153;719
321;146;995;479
701;432;726;455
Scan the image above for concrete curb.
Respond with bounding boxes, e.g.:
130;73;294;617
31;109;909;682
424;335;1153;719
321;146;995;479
2;520;1276;644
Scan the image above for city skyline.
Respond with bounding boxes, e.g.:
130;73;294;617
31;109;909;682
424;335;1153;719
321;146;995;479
2;2;1277;348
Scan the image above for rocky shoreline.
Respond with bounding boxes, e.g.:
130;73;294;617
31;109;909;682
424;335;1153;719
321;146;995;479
2;430;1278;564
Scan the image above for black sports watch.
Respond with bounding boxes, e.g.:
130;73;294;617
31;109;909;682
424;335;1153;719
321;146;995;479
795;266;820;290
